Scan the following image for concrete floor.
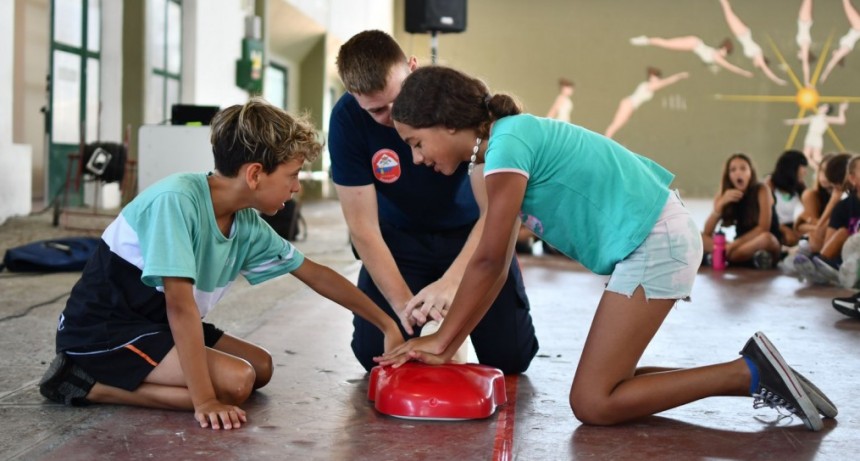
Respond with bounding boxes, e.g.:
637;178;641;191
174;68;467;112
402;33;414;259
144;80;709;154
1;199;858;461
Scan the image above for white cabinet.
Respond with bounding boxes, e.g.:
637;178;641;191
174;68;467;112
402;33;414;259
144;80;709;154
138;125;212;193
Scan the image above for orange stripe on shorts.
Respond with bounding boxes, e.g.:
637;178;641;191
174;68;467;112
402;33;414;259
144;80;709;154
125;344;159;367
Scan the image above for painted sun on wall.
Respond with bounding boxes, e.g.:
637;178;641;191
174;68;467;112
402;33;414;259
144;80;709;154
616;0;860;167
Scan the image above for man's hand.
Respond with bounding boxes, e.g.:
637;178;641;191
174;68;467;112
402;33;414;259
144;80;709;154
393;302;417;336
194;399;247;430
402;277;458;326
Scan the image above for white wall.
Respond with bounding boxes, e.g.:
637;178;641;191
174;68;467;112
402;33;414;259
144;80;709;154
1;0;12;152
80;0;123;211
328;0;393;41
285;0;393;41
100;1;123;144
1;0;33;225
181;0;251;107
138;125;212;193
13;0;47;202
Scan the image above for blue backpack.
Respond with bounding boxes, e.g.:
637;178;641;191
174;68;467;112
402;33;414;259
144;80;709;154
1;237;100;272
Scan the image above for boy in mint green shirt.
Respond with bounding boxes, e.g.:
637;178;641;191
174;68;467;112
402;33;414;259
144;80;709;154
40;98;402;430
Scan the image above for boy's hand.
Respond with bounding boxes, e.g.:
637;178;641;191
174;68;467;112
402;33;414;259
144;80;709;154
383;325;406;353
195;399;248;430
374;333;450;368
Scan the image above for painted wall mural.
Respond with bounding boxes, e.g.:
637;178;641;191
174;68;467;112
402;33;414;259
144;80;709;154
396;0;860;196
605;67;690;139
713;0;860;168
628;0;859;165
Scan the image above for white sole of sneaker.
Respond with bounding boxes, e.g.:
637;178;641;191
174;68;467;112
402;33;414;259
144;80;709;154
831;298;860;319
791;367;838;418
753;332;823;431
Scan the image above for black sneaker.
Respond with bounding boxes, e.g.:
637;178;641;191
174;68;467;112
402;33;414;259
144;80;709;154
39;353;95;406
832;292;860;319
753;250;774;270
790;367;838;418
739;332;823;431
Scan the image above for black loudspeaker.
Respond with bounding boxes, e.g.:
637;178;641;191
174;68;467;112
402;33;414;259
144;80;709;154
405;0;467;34
171;104;221;126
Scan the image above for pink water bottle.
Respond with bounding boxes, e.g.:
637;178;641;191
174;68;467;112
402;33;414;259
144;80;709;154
712;230;726;271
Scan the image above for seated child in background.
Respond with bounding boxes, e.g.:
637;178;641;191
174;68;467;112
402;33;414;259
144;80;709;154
38;98;403;430
783;153;841;276
795;153;839;242
795;153;860;287
765;150;807;247
780;153;851;276
702;153;781;269
801;153;850;254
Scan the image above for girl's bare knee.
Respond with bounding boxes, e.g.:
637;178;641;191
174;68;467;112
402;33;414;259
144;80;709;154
569;389;616;426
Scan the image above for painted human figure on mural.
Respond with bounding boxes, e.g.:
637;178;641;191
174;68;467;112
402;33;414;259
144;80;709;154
797;0;815;87
820;0;860;83
630;35;753;78
546;78;575;123
604;67;689;139
718;0;788;86
784;102;849;168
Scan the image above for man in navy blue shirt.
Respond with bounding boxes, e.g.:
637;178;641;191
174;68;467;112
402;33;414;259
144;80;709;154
329;30;538;373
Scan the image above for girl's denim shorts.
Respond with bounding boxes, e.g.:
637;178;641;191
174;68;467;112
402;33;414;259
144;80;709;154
606;191;703;300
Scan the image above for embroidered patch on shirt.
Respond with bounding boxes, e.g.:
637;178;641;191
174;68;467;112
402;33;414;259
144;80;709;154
372;149;402;184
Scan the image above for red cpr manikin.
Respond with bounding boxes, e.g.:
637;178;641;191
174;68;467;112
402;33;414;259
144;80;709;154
368;363;507;420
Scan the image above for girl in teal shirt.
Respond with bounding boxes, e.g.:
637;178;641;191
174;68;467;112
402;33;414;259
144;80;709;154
377;66;834;431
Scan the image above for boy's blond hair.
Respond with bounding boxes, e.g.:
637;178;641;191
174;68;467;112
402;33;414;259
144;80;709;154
210;98;321;177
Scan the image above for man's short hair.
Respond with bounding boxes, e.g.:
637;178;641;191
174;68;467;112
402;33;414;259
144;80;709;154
336;30;406;95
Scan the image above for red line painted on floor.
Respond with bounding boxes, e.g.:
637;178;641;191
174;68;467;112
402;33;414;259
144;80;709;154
492;375;518;461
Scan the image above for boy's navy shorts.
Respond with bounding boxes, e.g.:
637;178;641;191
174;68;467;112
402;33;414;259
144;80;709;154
66;322;224;391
